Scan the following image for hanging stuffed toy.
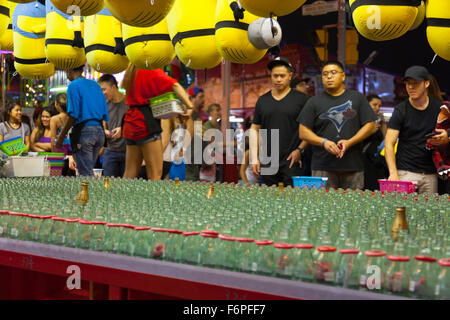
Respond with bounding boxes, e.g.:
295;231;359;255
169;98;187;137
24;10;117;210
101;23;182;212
45;0;86;70
122;18;175;70
51;0;104;17
167;0;222;70
104;0;175;27
349;0;422;41
426;0;450;61
84;6;129;74
0;1;15;51
215;0;269;64
13;0;55;79
239;0;306;17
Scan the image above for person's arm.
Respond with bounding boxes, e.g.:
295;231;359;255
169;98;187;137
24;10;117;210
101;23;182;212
49;116;59;152
249;124;260;176
286;140;309;169
24;136;30;152
299;124;340;156
161;119;171;152
173;82;194;111
385;128;400;181
103;120;111;139
380;121;387;137
337;121;376;158
427;128;449;146
30;128;38;151
55;116;76;148
240;150;250;184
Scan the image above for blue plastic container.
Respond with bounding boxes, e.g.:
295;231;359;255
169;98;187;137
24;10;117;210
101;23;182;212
293;176;328;189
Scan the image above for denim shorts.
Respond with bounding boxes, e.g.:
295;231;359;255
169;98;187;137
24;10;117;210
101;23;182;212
125;132;161;146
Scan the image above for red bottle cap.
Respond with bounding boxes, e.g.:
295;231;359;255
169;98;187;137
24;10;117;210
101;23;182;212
201;232;219;238
255;240;274;246
90;221;107;225
134;226;151;231
166;229;183;234
438;258;450;267
106;223;128;228
78;220;93;225
201;230;219;236
365;250;386;257
219;235;236;241
151;227;170;232
274;243;294;249
236;238;254;243
182;231;200;236
414;255;437;263
65;218;79;223
317;246;337;252
51;217;67;222
0;210;9;215
37;215;55;219
295;244;314;249
339;249;360;254
9;212;25;216
387;255;410;262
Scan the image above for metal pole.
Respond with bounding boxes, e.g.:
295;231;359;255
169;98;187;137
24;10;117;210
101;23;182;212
221;60;231;135
337;0;346;68
1;54;6;113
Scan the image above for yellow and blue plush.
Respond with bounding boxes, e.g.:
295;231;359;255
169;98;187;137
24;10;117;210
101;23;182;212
8;1;34;3
51;0;104;17
122;18;175;70
349;0;421;41
426;0;450;61
0;1;15;51
239;0;306;17
46;0;86;70
12;0;55;79
215;0;267;64
167;0;222;70
84;6;128;74
105;0;175;27
0;0;10;38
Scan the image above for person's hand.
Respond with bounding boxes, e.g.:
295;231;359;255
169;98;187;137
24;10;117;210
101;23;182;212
323;139;340;156
68;156;77;171
337;140;351;159
111;127;121;140
55;136;63;149
104;129;112;139
388;173;399;181
287;149;302;168
427;129;449;146
251;161;260;177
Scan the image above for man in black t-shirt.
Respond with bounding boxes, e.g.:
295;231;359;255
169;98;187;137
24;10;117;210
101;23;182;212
385;66;441;194
250;57;309;186
298;61;377;190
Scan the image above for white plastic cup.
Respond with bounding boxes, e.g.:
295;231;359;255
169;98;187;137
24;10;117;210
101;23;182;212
93;169;103;178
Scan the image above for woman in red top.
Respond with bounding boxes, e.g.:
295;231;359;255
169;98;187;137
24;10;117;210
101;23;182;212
121;64;194;180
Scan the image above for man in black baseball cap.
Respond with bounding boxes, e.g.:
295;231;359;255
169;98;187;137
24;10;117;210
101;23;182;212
290;77;311;95
384;65;441;194
267;57;293;71
403;65;430;81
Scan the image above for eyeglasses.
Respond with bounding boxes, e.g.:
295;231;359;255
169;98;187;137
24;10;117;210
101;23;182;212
322;70;344;77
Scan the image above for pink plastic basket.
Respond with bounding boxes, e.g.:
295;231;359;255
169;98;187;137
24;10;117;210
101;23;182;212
378;180;416;194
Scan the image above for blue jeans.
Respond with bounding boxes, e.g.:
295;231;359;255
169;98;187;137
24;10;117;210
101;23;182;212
102;149;126;177
73;126;105;176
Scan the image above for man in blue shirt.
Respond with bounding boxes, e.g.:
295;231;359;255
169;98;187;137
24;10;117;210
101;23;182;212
56;65;109;176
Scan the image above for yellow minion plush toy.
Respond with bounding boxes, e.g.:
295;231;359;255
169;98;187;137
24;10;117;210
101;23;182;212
0;0;10;38
122;18;175;70
167;0;222;70
239;0;306;17
0;1;15;51
13;0;55;79
45;0;86;70
349;0;421;41
426;0;450;61
84;6;129;74
409;0;425;31
51;0;104;17
215;0;267;64
7;1;35;3
104;0;175;27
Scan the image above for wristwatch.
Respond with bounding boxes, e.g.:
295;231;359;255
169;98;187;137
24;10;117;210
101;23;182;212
297;147;305;156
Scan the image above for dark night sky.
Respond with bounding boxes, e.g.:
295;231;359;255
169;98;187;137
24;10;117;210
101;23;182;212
278;0;450;93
